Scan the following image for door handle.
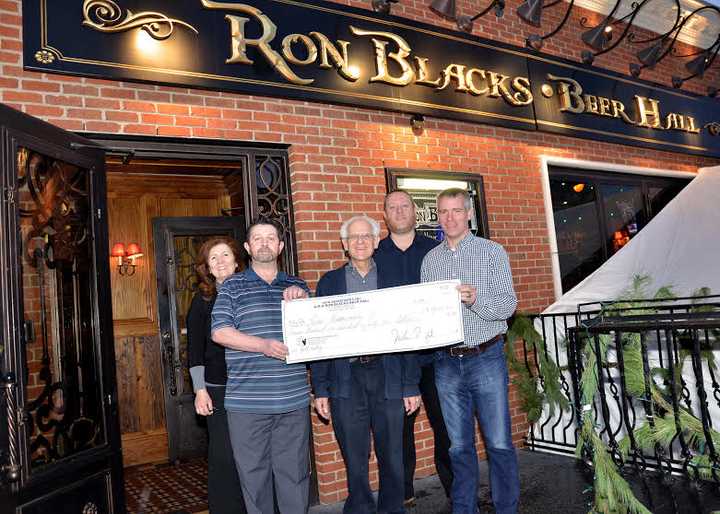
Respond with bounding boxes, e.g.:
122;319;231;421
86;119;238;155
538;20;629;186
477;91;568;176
1;372;21;482
162;332;178;397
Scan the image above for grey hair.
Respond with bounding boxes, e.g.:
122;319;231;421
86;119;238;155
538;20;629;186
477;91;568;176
340;215;381;239
437;188;472;210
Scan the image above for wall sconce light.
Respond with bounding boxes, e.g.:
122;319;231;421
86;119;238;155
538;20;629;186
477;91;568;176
430;0;456;19
111;242;143;276
671;36;720;88
516;0;544;28
519;0;576;51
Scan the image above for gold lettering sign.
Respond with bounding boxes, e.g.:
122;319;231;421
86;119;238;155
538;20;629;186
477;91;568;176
200;3;532;108
85;2;690;140
547;74;700;135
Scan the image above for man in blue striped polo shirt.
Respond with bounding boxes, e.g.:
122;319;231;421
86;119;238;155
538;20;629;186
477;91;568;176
212;218;311;514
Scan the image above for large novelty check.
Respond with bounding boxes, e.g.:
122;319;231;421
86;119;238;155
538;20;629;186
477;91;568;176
282;280;464;364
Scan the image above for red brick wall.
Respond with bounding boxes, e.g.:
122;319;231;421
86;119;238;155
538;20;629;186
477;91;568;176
2;0;719;504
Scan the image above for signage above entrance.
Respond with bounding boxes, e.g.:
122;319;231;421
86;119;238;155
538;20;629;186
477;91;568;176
22;0;720;157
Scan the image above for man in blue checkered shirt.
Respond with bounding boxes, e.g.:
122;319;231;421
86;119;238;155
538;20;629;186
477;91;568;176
420;188;519;514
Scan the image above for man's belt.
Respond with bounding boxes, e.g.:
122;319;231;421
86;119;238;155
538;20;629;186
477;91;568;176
348;355;381;364
446;334;504;357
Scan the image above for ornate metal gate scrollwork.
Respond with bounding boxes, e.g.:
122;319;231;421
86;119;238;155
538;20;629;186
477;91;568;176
254;154;296;273
17;148;102;468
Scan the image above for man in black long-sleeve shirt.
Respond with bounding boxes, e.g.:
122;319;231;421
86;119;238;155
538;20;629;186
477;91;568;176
374;190;453;506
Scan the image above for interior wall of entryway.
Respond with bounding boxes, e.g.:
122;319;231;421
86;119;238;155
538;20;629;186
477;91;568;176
106;166;233;467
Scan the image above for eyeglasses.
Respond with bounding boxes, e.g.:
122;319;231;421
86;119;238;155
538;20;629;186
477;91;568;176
344;233;375;242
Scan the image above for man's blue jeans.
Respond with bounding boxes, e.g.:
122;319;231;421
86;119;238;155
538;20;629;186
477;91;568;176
434;339;519;514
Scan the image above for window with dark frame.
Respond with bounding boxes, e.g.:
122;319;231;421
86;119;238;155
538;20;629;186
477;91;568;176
549;166;691;294
385;168;490;240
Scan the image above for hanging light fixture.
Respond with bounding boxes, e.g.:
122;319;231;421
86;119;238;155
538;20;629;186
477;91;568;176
685;52;711;76
631;4;719;80
421;0;720;95
429;0;456;19
581;21;613;52
579;0;659;66
636;39;666;66
516;0;545;27
630;38;668;77
519;0;577;51
671;36;720;88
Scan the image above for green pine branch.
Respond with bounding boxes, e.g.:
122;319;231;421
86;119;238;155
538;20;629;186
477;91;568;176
577;413;653;514
505;314;570;423
621;334;645;397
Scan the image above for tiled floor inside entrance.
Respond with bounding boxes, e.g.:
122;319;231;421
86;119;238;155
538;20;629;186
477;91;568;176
124;457;208;514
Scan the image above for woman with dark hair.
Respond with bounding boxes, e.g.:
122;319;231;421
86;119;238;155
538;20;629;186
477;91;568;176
187;236;247;514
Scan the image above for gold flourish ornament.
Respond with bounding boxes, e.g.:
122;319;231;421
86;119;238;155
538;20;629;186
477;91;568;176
704;122;720;136
34;49;55;64
82;0;198;40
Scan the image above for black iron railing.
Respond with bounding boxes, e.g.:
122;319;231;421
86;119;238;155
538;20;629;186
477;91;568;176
523;296;720;497
523;308;600;454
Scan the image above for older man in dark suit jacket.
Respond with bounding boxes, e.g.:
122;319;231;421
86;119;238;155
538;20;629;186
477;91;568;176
310;214;421;514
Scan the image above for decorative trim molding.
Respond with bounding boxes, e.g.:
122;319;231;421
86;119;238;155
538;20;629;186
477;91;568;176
81;0;199;40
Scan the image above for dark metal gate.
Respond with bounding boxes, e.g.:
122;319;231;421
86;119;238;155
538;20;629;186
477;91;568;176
0;103;124;513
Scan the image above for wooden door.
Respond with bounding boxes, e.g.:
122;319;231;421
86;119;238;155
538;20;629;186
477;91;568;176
152;217;246;462
0;103;123;512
